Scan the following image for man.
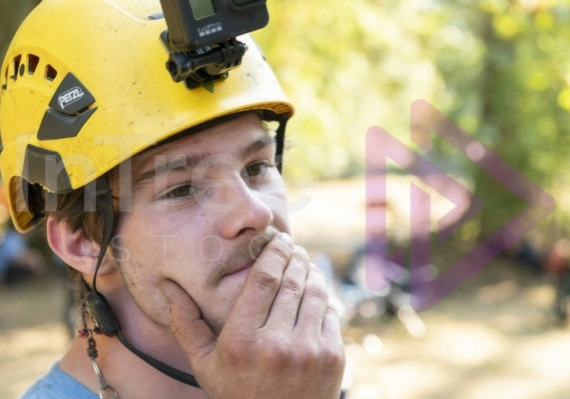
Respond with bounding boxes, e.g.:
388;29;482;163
0;0;346;398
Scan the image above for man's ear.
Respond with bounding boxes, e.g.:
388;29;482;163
46;216;104;275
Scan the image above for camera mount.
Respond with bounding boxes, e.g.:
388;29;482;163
161;31;247;89
159;0;269;90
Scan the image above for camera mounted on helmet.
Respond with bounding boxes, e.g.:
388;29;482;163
159;0;269;89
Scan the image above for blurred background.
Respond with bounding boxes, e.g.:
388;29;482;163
3;0;570;398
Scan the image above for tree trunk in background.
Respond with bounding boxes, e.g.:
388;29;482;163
472;11;529;242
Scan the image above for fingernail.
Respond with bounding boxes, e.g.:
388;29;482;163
294;245;308;258
278;232;293;247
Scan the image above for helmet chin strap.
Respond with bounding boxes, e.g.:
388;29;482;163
274;114;288;173
84;176;200;389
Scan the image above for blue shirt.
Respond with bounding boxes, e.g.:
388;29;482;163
18;362;97;399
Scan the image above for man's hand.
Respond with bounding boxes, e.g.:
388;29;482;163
160;233;346;399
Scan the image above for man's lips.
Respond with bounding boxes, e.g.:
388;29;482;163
224;260;255;277
207;230;278;287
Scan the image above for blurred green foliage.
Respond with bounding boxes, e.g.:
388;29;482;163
2;1;570;245
254;0;570;244
255;0;570;176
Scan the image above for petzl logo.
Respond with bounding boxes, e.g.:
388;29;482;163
366;100;556;311
58;86;85;110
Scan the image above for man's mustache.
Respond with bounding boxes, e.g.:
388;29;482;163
206;228;280;287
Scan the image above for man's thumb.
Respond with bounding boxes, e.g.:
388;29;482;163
159;280;216;371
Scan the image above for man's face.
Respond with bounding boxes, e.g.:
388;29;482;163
110;113;290;334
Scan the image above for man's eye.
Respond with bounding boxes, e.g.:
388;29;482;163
246;161;274;177
166;184;194;199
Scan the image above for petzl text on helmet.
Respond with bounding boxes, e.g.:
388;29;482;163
159;0;269;89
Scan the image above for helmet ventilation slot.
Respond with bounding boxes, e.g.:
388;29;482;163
13;55;22;81
28;54;40;75
1;65;7;93
45;64;57;81
2;54;49;92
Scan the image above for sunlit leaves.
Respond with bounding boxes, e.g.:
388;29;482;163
254;0;570;240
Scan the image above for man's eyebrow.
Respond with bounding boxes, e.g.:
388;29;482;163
240;135;276;160
131;154;204;192
131;135;276;191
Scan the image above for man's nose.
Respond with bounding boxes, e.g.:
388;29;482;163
206;177;273;239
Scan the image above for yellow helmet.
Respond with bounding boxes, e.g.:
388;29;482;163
0;0;294;233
